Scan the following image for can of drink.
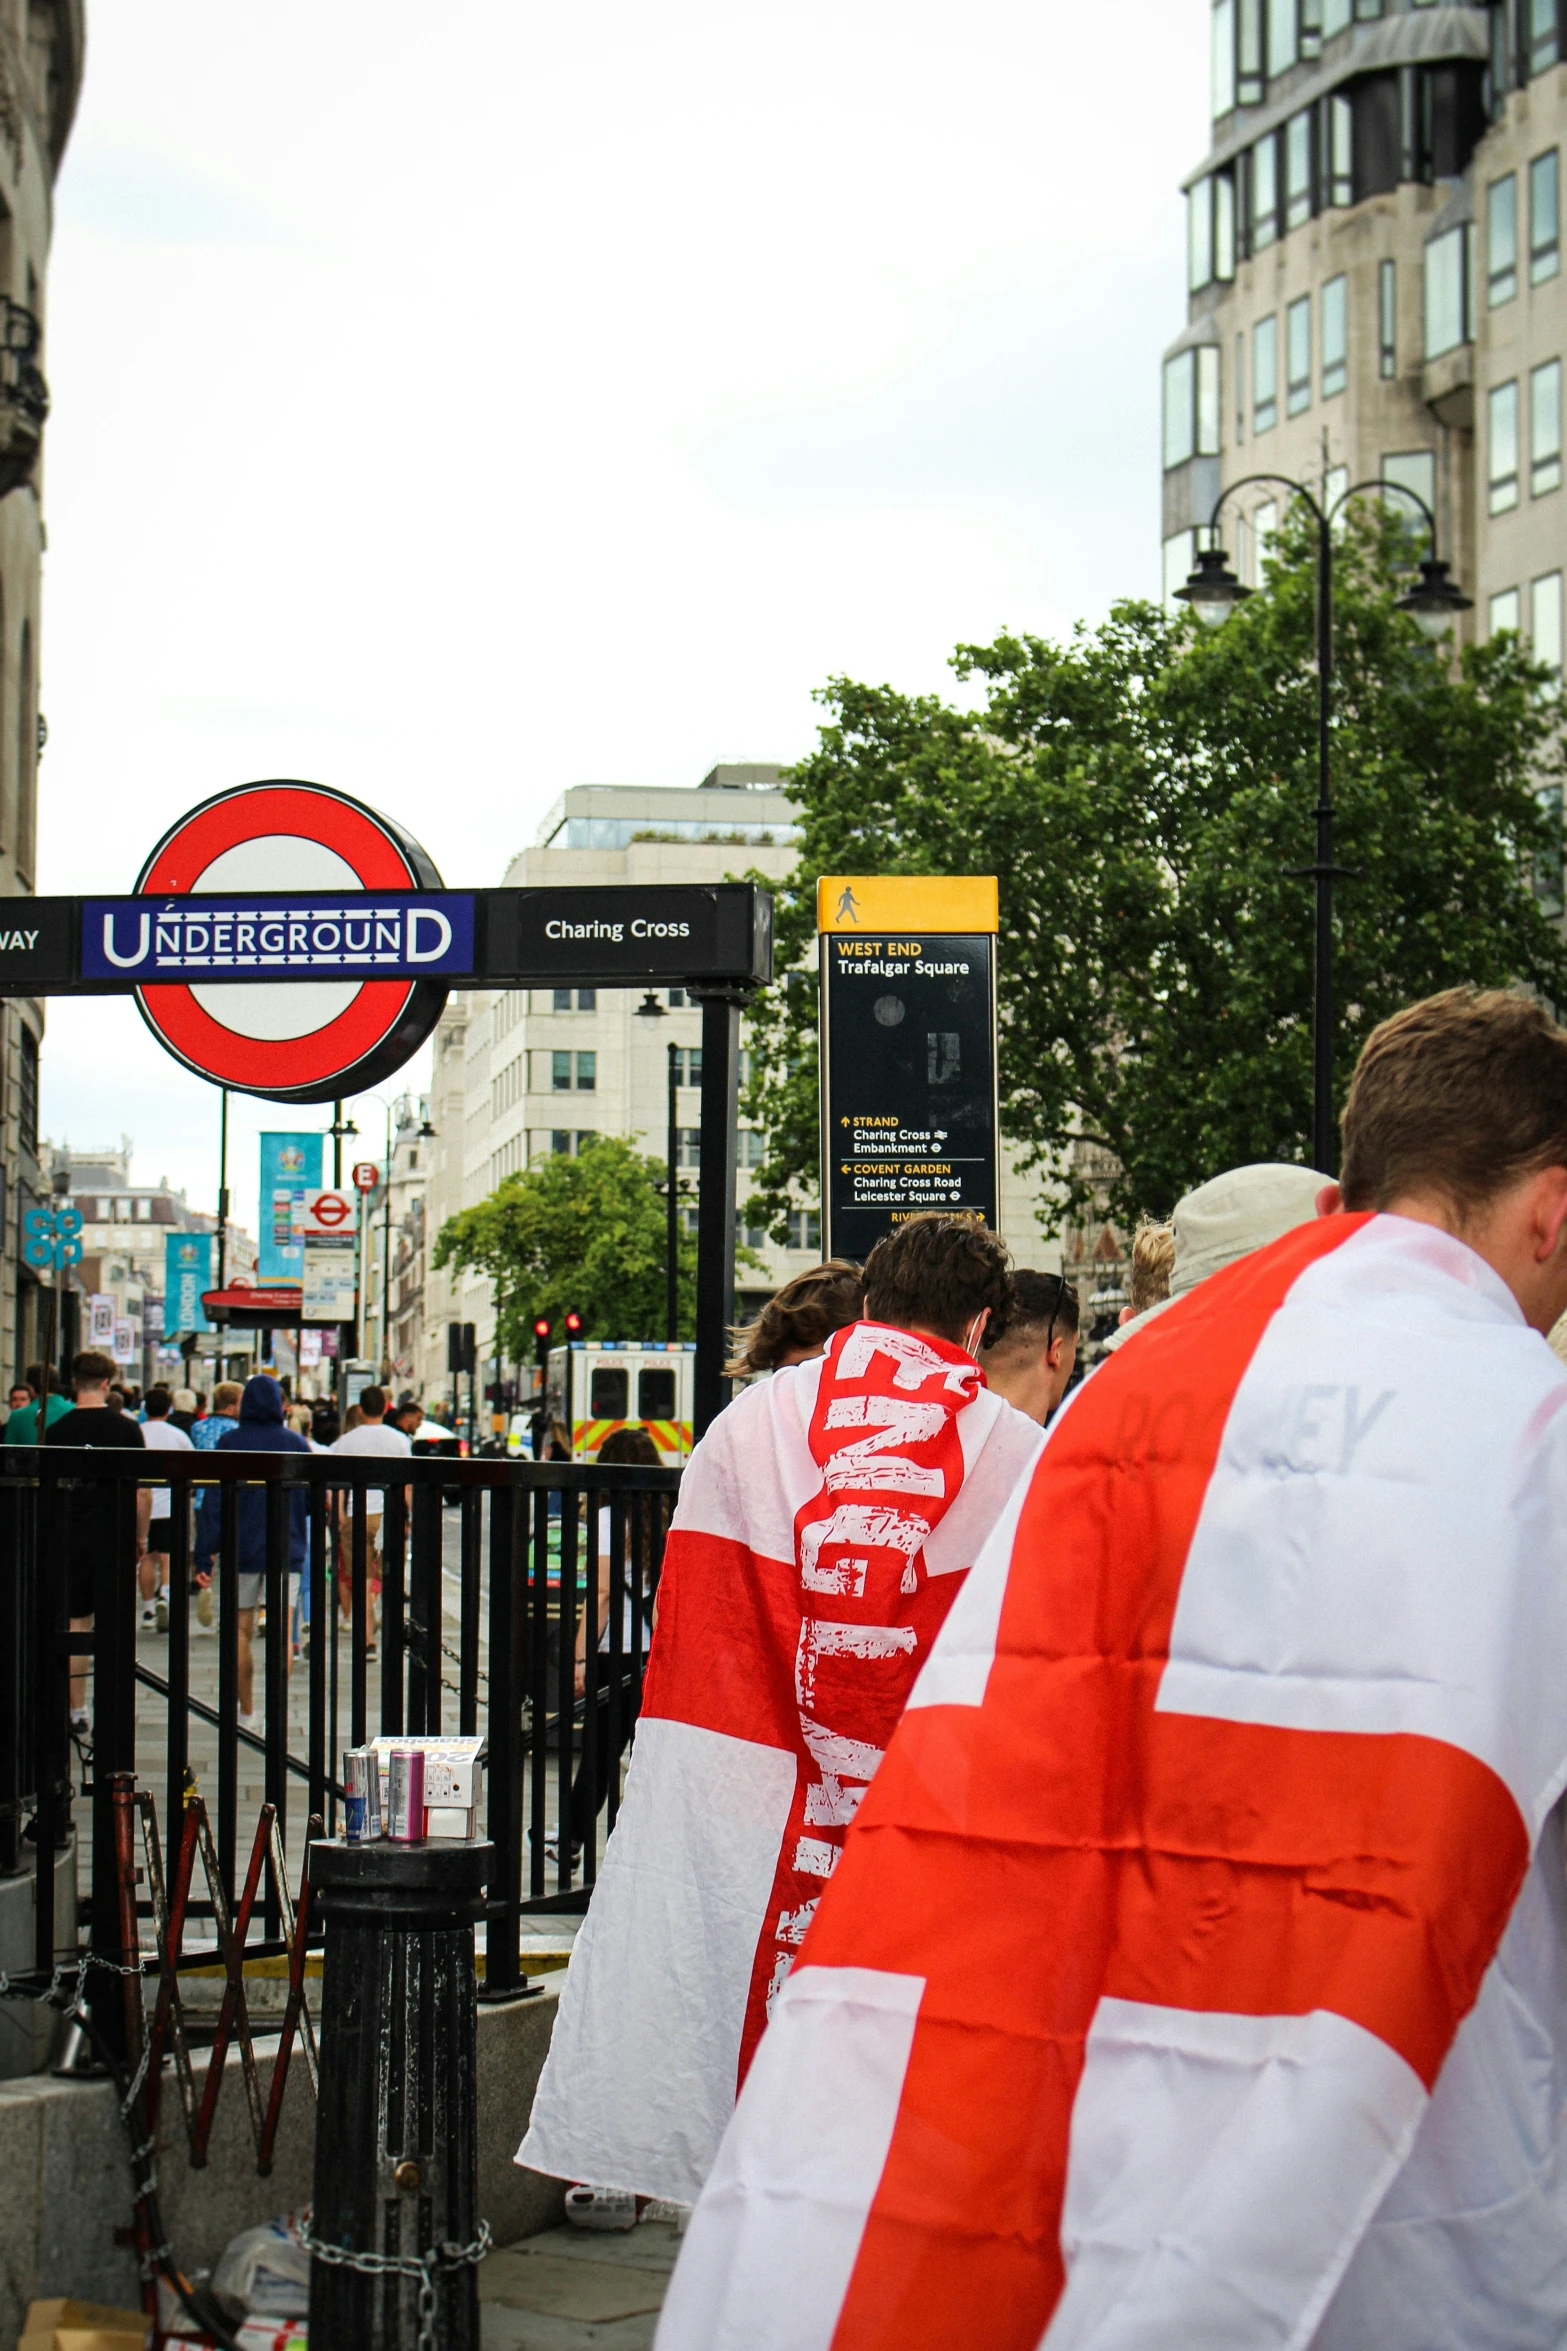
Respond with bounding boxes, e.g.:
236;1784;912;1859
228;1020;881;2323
343;1745;382;1843
387;1745;426;1844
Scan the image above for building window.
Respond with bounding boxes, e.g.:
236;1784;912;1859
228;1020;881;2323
1529;0;1560;77
738;1129;767;1166
1490;587;1521;636
1378;259;1397;377
552;987;572;1011
672;1046;703;1086
1491;380;1521;512
667;987;687;1007
16;619;32;889
18;1023;36;1158
1189;180;1214;292
678;1127;701;1168
1235;331;1246;443
551;1049;573;1091
1237;0;1263;103
575;1128;596;1151
577;988;596;1012
1163;346;1221;470
551;1129;571;1155
550;987;596;1012
1286;113;1313;230
1532;359;1562;496
1321;0;1353;28
1213;0;1236;115
1269;0;1298;75
787;1209;822;1252
1286;298;1312;415
1163;530;1198;609
1324;462;1349;517
1320;275;1347;398
1216;171;1237;281
1424;223;1471;360
575;1051;596;1091
1253;499;1278;582
1534;572;1564;691
1383;450;1437;529
1489;174;1518;305
1329;92;1354;204
1252;133;1279;250
1532;151;1560;283
1253;313;1279;433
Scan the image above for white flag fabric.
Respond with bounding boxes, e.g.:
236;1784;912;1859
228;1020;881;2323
657;1214;1567;2350
519;1321;1042;2204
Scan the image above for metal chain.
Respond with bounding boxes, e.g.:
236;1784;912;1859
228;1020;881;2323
299;2209;492;2351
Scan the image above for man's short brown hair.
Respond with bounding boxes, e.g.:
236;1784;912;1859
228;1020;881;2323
1341;988;1567;1215
982;1270;1078;1362
72;1349;116;1388
862;1214;1013;1345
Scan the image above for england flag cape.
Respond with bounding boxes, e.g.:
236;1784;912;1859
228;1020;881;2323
659;1214;1567;2351
519;1320;1043;2203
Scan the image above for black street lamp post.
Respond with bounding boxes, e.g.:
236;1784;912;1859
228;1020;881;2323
1177;476;1470;1173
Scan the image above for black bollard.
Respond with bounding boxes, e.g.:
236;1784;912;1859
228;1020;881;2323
308;1839;493;2350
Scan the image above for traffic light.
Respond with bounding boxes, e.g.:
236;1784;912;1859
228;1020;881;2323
564;1309;584;1338
533;1315;552;1368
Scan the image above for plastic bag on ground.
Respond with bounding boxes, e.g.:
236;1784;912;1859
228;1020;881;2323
564;2183;638;2231
210;2215;311;2320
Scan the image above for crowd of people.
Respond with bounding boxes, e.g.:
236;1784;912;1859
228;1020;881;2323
527;985;1567;2351
19;1361;434;1741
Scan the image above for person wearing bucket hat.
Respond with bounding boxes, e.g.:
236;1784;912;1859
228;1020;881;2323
1100;1162;1332;1355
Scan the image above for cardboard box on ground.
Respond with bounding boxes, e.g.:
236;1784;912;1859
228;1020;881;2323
19;2301;149;2351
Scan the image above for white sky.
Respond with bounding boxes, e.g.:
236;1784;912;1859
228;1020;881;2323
36;0;1209;1234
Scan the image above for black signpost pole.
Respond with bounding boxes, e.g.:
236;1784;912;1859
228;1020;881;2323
666;1038;679;1345
692;988;742;1438
216;1087;229;1293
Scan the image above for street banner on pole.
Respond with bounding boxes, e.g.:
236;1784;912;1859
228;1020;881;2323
259;1131;323;1281
165;1231;213;1334
87;1293;114;1347
817;876;1001;1262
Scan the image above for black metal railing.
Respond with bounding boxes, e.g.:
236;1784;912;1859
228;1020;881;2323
0;1446;677;2051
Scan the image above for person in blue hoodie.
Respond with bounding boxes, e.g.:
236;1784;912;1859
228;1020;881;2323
193;1375;308;1730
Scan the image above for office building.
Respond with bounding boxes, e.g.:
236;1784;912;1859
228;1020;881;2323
0;5;81;1380
418;763;1061;1408
1164;0;1567;681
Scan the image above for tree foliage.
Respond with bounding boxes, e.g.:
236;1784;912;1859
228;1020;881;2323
744;509;1567;1234
432;1135;699;1359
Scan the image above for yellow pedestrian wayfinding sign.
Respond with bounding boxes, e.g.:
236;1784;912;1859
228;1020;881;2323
817;875;1001;1260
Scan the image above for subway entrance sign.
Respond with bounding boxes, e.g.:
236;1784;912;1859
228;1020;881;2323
818;875;1000;1261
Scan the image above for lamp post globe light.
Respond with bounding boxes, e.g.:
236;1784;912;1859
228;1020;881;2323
1176;475;1471;1175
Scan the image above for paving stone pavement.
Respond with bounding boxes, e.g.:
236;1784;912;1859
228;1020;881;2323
481;2220;682;2349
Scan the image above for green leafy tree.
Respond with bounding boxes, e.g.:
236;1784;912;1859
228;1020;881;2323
433;1134;699;1358
745;508;1567;1234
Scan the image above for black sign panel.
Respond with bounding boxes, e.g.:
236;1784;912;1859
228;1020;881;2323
482;883;771;987
0;882;774;997
820;931;999;1260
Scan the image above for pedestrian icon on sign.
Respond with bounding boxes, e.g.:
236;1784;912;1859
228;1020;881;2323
835;886;861;926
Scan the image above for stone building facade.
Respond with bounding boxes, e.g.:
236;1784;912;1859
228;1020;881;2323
0;4;81;1382
1163;0;1567;687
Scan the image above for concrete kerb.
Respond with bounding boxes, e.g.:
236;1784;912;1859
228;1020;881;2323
0;1972;566;2345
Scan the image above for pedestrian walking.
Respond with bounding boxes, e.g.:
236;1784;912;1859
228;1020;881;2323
167;1385;199;1436
189;1380;242;1626
192;1375;308;1729
5;1366;69;1443
658;988;1567;2351
724;1260;865;1376
44;1349;148;1744
980;1269;1080;1423
520;1213;1042;2205
557;1425;671;1866
1099;1160;1328;1356
139;1385;194;1631
328;1384;411;1639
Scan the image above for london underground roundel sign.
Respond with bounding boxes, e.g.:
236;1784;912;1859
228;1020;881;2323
133;780;446;1103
